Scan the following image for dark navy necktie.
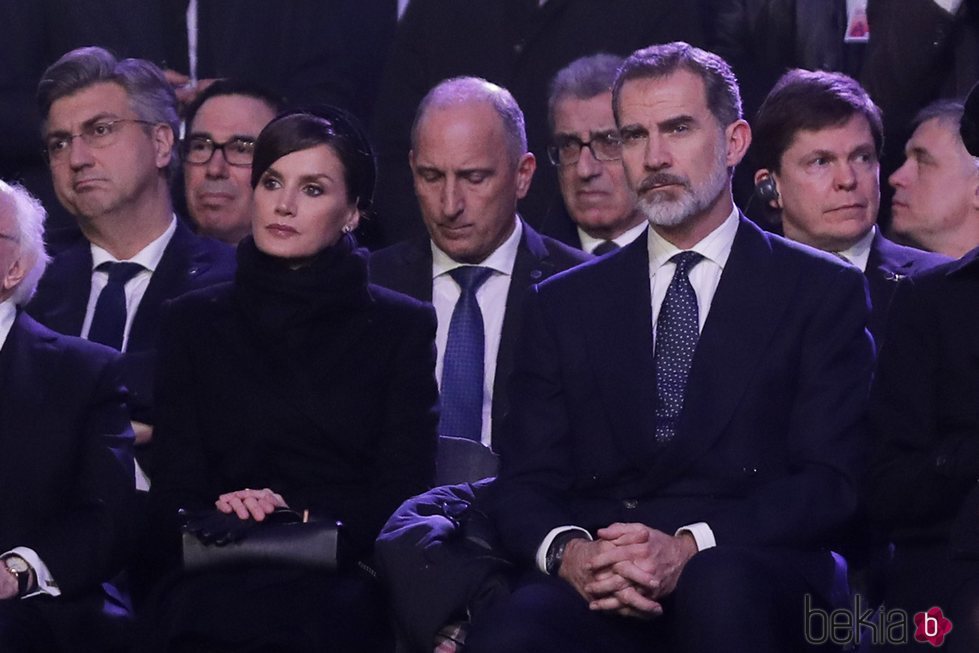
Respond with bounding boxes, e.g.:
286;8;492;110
592;240;620;256
87;262;144;351
439;266;494;440
653;251;703;443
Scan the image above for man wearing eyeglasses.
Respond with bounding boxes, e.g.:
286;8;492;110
181;80;282;244
26;47;235;491
543;54;647;256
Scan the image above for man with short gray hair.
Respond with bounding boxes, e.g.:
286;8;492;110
0;179;135;652
27;47;235;480
371;76;588;449
543;54;646;255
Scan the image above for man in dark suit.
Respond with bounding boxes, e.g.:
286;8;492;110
370;76;588;449
465;42;875;653
369;0;705;248
26;47;235;481
751;69;948;344
0;179;135;652
540;54;648;255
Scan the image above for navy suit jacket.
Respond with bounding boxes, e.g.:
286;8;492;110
865;232;949;344
490;217;875;583
369;221;590;445
0;312;134;634
25;219;235;424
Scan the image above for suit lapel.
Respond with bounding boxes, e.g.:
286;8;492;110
32;241;92;336
492;223;559;425
584;233;659;462
865;234;912;341
0;314;60;493
128;221;211;350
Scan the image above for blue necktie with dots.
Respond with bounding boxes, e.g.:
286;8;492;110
87;261;144;351
653;251;703;443
440;266;494;440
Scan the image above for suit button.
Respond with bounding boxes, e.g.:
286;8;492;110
530;269;543;280
741;466;758;476
188;266;200;277
623;499;638;510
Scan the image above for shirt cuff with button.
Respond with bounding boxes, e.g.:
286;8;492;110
536;526;592;574
675;522;716;551
4;547;60;598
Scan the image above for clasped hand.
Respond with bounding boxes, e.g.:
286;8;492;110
558;523;697;619
216;487;289;521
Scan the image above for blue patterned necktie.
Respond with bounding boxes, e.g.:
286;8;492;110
87;262;144;351
440;266;494;440
653;251;703;443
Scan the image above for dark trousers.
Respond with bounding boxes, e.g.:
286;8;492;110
140;565;391;653
465;546;841;653
0;592;131;653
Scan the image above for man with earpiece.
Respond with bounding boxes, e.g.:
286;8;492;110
751;69;948;345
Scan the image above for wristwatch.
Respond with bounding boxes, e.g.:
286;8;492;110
545;532;587;576
2;555;33;597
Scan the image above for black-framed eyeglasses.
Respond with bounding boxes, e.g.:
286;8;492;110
44;118;155;162
182;136;256;167
547;132;623;166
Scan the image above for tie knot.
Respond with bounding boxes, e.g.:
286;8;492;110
98;261;144;285
449;266;493;294
593;240;620;256
670;251;703;276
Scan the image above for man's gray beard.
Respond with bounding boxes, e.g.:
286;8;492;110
639;151;730;228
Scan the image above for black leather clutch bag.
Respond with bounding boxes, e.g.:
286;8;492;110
181;508;342;571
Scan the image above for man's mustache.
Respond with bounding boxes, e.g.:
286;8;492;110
637;173;689;195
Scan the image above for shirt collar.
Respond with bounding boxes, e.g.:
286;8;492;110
835;225;876;273
646;207;740;272
0;300;17;352
90;215;178;272
578;220;649;254
431;216;523;278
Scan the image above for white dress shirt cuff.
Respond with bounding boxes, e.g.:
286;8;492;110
675;522;716;551
5;547;60;597
934;0;964;14
536;526;593;574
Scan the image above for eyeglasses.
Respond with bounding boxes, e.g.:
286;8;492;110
547;132;623;166
183;136;256;167
44;118;156;162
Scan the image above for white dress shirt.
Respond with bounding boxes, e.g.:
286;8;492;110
432;219;522;447
0;300;60;597
81;216;177;352
536;209;741;572
577;220;649;255
835;225;876;273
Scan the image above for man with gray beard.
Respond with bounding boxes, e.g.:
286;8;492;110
466;42;874;653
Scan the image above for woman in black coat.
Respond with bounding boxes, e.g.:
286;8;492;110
145;108;439;652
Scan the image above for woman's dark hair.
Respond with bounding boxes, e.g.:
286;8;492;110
250;107;376;214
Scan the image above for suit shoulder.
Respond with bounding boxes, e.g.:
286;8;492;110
368;283;436;324
539;233;591;270
18;314;119;368
163;281;235;320
369;240;425;274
